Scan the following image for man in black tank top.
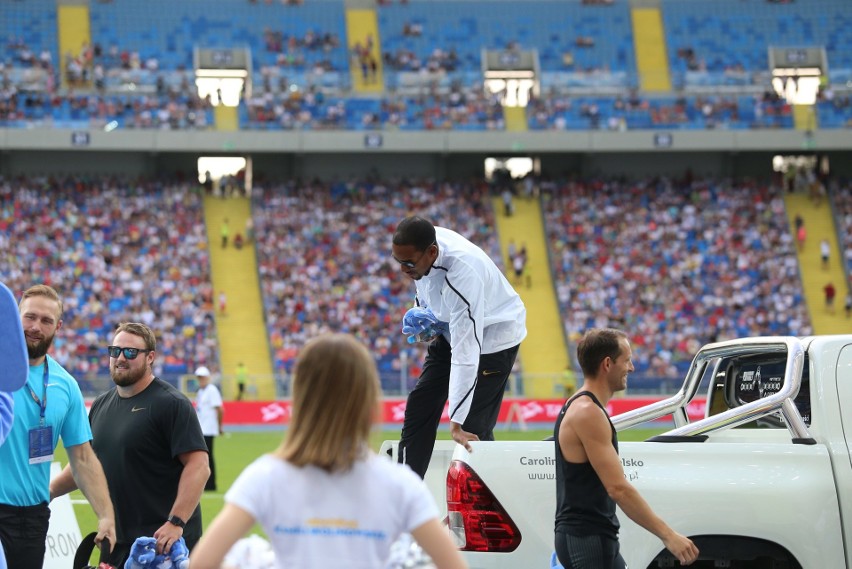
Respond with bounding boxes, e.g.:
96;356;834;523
554;328;699;568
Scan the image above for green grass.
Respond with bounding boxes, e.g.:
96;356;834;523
57;427;666;535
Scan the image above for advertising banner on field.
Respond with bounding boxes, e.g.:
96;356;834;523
220;397;708;426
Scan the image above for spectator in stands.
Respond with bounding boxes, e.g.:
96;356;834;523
190;334;467;569
820;238;831;269
502;188;513;216
218;292;227;316
824;282;836;314
512;249;525;286
796;217;807;252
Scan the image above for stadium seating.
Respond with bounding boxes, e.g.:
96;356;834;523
0;0;57;69
1;174;849;395
0;179;218;391
239;87;505;130
661;0;852;75
527;92;793;131
835;185;852;274
1;0;851;396
816;98;852;129
0;92;214;130
541;177;813;378
377;0;634;73
1;0;850;132
89;0;348;72
251;178;507;393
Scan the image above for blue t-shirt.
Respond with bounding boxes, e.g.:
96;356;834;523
0;355;92;506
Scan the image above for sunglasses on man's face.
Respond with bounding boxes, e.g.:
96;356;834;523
107;346;152;360
394;241;437;269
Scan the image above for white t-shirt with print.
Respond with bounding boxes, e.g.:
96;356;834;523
225;453;439;568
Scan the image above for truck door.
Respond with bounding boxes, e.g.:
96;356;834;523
836;344;852;468
832;342;852;569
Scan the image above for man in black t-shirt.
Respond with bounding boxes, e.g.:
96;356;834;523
554;328;698;569
57;322;209;567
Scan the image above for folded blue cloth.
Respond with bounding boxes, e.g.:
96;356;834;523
0;281;26;451
402;307;449;343
124;536;188;569
0;281;28;393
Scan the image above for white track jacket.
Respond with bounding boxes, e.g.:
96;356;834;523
413;226;527;424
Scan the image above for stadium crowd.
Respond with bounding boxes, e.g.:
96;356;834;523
1;0;851;133
835;184;852;281
251;177;505;392
2;77;810;132
542;176;814;378
0;177;219;389
240;83;506;130
2;173;849;395
527;89;793;131
0;89;214;129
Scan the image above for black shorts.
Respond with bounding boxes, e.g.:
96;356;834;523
555;531;626;569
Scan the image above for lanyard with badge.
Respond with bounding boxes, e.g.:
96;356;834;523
27;357;53;464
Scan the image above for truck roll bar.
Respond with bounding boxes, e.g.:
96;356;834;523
612;336;811;443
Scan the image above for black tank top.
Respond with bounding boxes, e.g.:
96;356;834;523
554;391;620;538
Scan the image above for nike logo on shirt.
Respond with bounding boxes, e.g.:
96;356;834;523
482;370;502;376
131;406;146;412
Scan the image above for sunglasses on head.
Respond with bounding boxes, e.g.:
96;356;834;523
107;346;152;360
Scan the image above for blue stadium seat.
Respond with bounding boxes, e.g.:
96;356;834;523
377;0;634;73
0;0;58;68
89;0;348;72
662;0;852;75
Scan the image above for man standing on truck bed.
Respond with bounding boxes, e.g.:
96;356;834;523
554;328;699;568
391;215;526;479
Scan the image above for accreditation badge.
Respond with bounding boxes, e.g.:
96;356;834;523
28;425;54;464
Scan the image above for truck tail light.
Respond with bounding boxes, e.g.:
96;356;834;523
446;459;521;552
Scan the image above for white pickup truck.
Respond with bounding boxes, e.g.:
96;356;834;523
389;335;852;569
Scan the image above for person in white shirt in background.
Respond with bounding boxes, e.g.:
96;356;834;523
391;215;527;479
189;333;467;569
195;366;224;492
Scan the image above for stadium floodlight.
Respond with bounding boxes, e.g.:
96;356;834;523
196;69;249;79
193;47;252;106
767;46;826;105
484;70;535;79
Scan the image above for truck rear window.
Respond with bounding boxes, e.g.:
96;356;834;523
724;353;811;426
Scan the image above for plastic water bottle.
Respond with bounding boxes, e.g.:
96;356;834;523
407;328;440;344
